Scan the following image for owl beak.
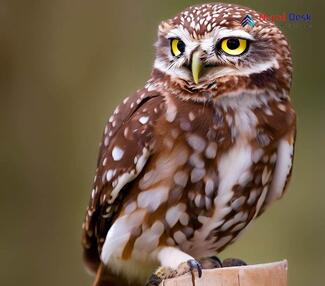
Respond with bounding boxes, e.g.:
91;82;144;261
191;51;203;85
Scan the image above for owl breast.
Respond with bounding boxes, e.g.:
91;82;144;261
104;93;280;267
151;95;276;258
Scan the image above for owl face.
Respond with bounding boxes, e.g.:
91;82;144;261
154;3;292;94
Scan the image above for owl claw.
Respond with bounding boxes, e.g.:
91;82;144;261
187;259;203;278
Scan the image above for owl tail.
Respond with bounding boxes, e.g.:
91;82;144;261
92;263;129;286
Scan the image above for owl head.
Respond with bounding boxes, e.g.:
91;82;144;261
153;3;292;99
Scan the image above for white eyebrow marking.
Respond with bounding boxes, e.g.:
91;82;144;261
166;27;198;50
217;29;255;40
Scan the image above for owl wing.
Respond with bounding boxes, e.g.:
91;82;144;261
258;109;296;216
81;88;164;273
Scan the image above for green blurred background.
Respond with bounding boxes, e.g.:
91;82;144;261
0;0;323;285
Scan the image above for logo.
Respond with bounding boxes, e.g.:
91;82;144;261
241;15;255;27
259;12;311;23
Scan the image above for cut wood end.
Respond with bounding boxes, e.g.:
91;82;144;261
162;260;288;286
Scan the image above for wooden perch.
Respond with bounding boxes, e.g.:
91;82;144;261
162;260;288;286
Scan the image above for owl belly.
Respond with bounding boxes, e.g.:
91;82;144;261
101;134;276;283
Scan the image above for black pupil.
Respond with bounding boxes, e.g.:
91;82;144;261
227;38;240;50
177;40;185;53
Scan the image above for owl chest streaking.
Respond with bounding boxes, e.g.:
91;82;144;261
82;3;296;286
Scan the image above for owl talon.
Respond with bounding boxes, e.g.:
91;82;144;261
187;259;203;278
222;258;247;267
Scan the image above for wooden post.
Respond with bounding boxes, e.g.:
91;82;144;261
162;260;288;286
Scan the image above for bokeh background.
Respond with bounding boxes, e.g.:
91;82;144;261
0;0;323;285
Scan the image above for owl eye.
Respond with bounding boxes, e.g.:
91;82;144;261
219;38;248;56
170;38;185;57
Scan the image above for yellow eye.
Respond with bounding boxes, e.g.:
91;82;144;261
220;38;248;56
170;38;185;57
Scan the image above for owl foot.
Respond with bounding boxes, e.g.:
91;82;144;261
222;257;247;267
198;256;223;269
145;259;202;286
197;256;247;269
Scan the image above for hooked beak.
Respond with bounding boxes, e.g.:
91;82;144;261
191;50;203;85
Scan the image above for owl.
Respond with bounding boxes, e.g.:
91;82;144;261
82;3;296;286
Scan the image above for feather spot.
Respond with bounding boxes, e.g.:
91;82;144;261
191;168;206;183
187;134;206;152
189;153;204;168
165;203;186;227
104;136;110;147
137;186;169;212
139;116;149;125
165;100;177;122
173;231;187;244
112;146;124;161
205;142;217;159
188;112;196;121
205;178;214;196
123;97;129;104
106;169;114;182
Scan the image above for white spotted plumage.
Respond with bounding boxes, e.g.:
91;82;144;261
82;3;296;286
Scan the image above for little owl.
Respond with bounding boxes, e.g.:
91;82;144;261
82;3;296;286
